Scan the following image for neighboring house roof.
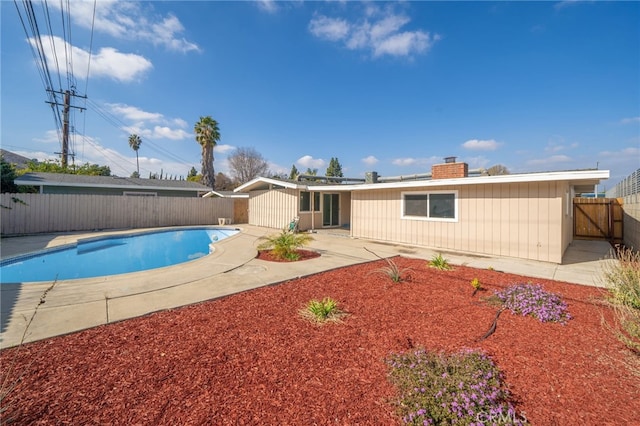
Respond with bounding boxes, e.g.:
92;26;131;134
15;172;211;193
235;169;610;193
1;149;35;169
203;190;249;198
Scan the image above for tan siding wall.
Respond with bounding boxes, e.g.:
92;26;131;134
351;181;566;263
248;189;298;230
0;194;236;235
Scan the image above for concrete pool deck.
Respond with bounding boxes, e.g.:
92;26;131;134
0;225;614;349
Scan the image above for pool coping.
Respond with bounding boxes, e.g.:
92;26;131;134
0;225;613;349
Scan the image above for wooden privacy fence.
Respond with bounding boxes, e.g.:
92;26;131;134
0;193;238;236
573;197;623;242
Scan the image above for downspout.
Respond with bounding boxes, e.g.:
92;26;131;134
311;191;315;231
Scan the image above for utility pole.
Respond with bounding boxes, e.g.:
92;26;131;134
47;89;86;168
61;90;70;168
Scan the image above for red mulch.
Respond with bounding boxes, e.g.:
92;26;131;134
256;249;321;262
2;257;639;425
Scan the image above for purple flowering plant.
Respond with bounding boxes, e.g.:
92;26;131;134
387;348;528;425
495;283;571;324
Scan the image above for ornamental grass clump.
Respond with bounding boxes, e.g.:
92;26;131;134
376;258;412;283
387;348;528;425
257;230;313;261
495;283;571;324
601;247;640;354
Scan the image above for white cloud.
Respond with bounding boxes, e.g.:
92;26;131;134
173;118;188;128
256;0;278;14
214;144;235;154
462;139;501;151
392;157;417;166
361;155;379;166
620;116;640;124
108;103;191;141
297;155;326;169
33;130;62;144
554;0;592;11
27;36;152;83
309;6;440;59
50;1;200;53
599;146;640;157
526;155;573;165
107;104;163;122
309;15;350;41
464;156;491;169
151;126;190;141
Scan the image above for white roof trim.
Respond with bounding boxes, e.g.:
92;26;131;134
203;191;249;198
234;177;304;192
309;169;610;192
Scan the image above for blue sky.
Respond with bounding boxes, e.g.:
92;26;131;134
2;1;638;189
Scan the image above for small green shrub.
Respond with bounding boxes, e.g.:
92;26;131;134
257;230;313;261
300;297;345;324
428;253;452;270
387;348;528;425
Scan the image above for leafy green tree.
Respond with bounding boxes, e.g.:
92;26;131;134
76;163;111;176
194;116;221;188
305;168;318;176
128;134;142;176
188;167;198;178
289;164;299;180
131;171;140;178
23;160;110;176
326;157;343;177
1;156;18;193
24;159;66;173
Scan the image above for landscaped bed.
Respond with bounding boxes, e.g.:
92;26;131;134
1;257;639;424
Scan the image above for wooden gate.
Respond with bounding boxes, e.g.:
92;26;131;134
573;198;623;242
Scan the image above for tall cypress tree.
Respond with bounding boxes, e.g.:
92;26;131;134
326;157;343;177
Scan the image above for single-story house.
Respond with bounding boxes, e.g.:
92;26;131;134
15;172;212;197
235;161;610;264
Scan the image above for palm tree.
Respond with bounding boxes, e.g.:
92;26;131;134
128;134;142;176
194;116;220;188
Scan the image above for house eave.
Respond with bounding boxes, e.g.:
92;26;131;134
234;177;304;192
311;169;610;192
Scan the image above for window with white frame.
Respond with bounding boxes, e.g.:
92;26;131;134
300;191;320;212
402;191;458;221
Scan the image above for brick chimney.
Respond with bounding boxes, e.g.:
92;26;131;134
432;157;468;179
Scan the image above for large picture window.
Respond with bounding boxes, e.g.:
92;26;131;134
402;191;457;221
300;191;320;212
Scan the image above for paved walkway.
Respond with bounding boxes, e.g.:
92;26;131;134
0;225;614;348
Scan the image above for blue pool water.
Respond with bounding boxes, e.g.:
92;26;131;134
0;227;239;283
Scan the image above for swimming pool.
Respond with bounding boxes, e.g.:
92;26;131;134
0;227;239;284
